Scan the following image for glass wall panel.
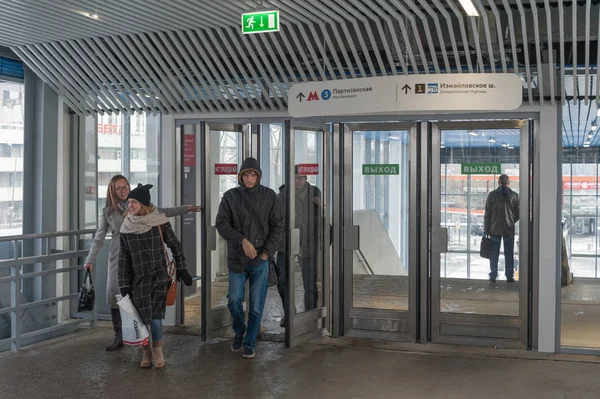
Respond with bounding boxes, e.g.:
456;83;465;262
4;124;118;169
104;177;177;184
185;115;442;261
352;130;410;311
97;113;123;217
0;80;24;343
84;115;97;229
560;125;600;347
0;80;24;236
129;113;160;204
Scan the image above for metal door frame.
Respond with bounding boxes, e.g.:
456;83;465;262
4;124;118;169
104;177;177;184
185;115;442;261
338;122;419;341
200;122;250;340
429;120;531;348
285;120;331;347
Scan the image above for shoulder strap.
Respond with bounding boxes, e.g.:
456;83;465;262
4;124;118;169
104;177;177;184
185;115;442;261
157;226;171;263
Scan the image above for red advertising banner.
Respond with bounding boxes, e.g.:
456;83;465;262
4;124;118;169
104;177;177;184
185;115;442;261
183;134;195;167
297;163;320;175
564;181;598;190
215;163;238;175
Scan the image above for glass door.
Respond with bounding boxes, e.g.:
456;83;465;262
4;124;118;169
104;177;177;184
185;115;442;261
430;121;530;347
284;121;331;347
201;122;249;340
340;123;418;341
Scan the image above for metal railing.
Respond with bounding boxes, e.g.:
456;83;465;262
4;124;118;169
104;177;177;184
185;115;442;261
0;229;96;351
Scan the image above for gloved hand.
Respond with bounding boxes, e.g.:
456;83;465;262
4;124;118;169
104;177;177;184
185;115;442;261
177;269;193;286
120;287;132;298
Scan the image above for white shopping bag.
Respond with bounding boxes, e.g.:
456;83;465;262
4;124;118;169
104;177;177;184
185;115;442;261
116;294;149;346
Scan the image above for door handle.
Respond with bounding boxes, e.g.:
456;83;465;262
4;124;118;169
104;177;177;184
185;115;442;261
432;227;448;253
207;226;217;251
290;228;300;255
344;225;360;250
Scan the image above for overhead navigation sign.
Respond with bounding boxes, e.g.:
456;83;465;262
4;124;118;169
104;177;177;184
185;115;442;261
288;73;523;118
241;10;279;34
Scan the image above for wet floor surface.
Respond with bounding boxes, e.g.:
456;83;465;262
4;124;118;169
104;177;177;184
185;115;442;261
2;328;600;399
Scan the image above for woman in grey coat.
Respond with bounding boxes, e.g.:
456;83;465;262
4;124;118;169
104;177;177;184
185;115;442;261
119;183;193;369
83;175;200;351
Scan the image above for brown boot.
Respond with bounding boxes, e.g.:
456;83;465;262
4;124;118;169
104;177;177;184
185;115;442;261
153;341;165;369
140;345;152;368
106;308;124;351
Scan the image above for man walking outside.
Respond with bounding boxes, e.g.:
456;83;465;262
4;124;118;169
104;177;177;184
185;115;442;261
216;158;283;359
276;165;323;326
484;174;520;283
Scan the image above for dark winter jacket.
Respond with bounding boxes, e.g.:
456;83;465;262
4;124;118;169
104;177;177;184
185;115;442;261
484;186;520;236
215;158;284;273
277;182;322;257
118;222;186;324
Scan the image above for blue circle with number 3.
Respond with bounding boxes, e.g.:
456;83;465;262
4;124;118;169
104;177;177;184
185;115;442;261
321;89;332;100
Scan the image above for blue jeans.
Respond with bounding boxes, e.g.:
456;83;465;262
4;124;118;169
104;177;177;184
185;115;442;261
489;235;515;279
227;260;269;349
146;319;162;342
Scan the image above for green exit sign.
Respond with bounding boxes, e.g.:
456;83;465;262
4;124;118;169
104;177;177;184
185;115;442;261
362;164;400;175
241;10;280;34
461;163;501;175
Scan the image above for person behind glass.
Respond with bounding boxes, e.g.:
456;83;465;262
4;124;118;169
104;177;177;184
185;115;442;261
83;175;200;352
216;158;283;359
484;174;520;283
118;184;193;369
276;165;322;327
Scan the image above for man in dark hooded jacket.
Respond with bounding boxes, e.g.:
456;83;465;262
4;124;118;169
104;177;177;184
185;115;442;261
484;174;520;283
216;157;283;359
276;166;323;325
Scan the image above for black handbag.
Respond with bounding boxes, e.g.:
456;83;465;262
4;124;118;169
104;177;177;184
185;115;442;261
78;270;95;312
480;235;492;259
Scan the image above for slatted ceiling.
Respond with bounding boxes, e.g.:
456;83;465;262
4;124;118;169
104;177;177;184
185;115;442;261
2;0;600;115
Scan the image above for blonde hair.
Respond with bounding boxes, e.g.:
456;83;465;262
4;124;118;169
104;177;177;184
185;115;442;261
134;203;155;216
105;175;129;214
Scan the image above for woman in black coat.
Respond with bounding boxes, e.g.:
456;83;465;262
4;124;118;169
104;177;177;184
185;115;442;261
118;183;193;369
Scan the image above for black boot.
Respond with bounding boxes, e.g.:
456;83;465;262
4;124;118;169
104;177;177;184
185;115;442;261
106;307;124;351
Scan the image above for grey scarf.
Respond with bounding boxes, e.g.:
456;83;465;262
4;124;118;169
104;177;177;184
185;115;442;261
120;208;169;234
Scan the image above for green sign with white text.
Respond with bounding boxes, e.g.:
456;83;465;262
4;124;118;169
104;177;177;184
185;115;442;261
241;10;280;34
362;164;400;175
461;163;501;175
